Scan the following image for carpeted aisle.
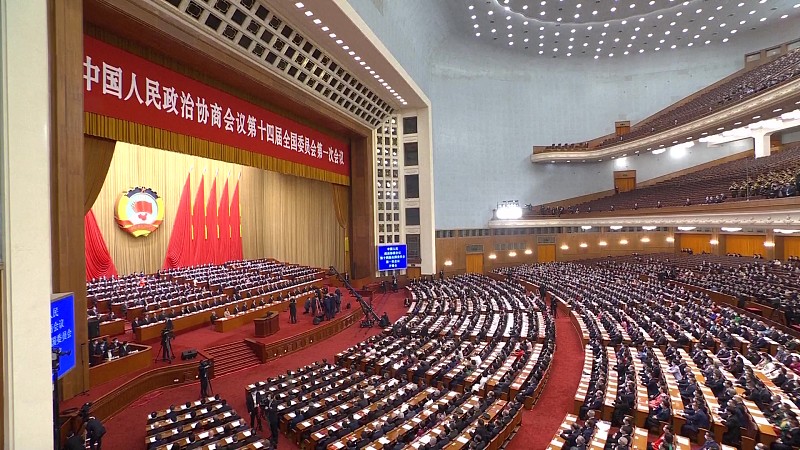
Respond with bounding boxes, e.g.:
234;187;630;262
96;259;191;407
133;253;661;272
506;302;585;449
99;290;407;450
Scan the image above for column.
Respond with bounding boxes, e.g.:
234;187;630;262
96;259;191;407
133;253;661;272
415;107;436;275
753;131;772;158
1;0;56;448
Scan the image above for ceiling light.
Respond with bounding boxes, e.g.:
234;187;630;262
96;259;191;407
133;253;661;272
321;26;329;31
677;226;696;231
469;5;474;9
721;227;742;232
619;239;629;245
641;237;651;243
313;19;321;24
611;7;617;12
642;226;657;231
760;17;767;21
722;38;729;42
294;2;304;8
304;11;313;17
475;32;480;36
782;14;789;18
488;10;493;15
335;39;343;44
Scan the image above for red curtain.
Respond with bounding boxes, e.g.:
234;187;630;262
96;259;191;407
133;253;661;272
162;173;192;269
230;178;243;261
85;210;118;280
191;175;207;265
206;178;219;264
217;179;231;264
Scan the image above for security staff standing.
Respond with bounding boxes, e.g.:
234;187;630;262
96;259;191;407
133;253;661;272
289;298;297;324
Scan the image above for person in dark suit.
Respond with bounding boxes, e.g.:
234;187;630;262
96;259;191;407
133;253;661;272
289;298;297;324
246;389;263;431
63;431;84;450
264;393;280;446
85;416;106;450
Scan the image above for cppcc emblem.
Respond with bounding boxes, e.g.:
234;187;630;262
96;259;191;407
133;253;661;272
114;187;165;237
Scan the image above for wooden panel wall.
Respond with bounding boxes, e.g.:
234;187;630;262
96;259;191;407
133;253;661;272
465;254;484;274
91;143;346;274
435;231;674;273
349;135;375;279
50;0;88;399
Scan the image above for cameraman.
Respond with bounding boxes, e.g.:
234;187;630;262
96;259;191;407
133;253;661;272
160;328;174;362
199;360;212;397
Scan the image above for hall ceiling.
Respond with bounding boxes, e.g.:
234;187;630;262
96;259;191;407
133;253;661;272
460;0;800;58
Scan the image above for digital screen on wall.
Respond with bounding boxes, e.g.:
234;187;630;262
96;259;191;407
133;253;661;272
377;244;408;271
51;293;76;380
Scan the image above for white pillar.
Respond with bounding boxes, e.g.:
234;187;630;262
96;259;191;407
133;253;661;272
1;0;55;448
416;107;436;275
753;131;772;158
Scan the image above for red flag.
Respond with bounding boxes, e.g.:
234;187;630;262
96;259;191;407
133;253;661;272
85;210;118;280
230;178;243;261
191;175;206;265
217;179;230;264
162;173;192;269
206;178;219;264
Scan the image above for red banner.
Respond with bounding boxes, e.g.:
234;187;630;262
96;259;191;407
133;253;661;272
83;36;350;177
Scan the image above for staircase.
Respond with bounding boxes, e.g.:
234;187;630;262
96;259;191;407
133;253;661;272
204;341;261;377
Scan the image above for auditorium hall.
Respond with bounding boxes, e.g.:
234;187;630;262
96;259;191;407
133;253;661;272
3;1;800;449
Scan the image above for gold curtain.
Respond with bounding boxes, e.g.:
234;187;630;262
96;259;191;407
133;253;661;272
466;254;484;274
331;184;349;230
537;244;556;262
92;142;345;275
84;135;116;213
782;237;800;259
725;235;764;256
678;234;712;254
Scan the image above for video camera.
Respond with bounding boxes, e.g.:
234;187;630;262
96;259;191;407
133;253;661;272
199;359;212;376
160;328;175;341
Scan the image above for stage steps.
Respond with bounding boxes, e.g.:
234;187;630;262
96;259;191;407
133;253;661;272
204;341;261;377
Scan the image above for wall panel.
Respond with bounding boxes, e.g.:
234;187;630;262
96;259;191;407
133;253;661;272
677;233;713;254
782;236;800;260
91;143;345;274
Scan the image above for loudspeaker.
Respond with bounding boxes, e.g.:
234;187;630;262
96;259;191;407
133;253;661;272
88;318;100;339
181;349;198;360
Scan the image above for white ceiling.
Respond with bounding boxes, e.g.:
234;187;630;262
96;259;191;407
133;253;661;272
462;0;800;58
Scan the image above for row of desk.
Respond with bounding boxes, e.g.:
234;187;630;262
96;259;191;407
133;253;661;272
135;281;319;342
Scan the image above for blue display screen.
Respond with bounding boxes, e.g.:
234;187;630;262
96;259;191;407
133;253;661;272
51;294;76;379
377;244;407;271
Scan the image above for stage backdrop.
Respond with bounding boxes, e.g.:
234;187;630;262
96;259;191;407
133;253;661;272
91;142;346;275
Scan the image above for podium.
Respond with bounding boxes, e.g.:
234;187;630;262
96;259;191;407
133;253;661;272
254;311;280;338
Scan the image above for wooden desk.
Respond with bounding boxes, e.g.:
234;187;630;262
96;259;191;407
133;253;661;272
254;311;280;337
89;344;152;387
215;291;314;333
99;318;125;337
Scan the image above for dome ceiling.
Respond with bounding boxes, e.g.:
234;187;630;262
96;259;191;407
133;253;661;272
463;0;800;58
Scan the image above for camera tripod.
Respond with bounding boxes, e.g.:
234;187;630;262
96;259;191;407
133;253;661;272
155;332;174;363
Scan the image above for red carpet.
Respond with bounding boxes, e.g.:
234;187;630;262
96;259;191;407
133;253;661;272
506;303;585;449
96;290;407;450
62;286;359;411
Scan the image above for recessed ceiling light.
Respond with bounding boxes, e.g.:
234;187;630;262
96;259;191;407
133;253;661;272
335;39;343;44
722;37;729;42
539;50;544;54
304;11;313;17
321;26;329;31
474;24;479;28
329;33;336;38
611;7;617;12
313;19;321;24
696;8;702;13
781;14;789;19
731;29;737;34
471;15;476;19
716;5;723;9
740;20;746;24
294;2;304;8
657;14;663;19
488;10;493;15
621;20;627;24
342;45;349;50
469;5;474;9
594;55;599;59
760;17;767;21
749;10;756;14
